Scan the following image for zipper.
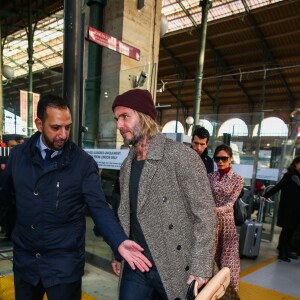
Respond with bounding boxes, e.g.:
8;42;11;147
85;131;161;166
56;181;60;209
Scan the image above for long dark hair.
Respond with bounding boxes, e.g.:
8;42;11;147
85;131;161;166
287;156;300;173
213;144;233;158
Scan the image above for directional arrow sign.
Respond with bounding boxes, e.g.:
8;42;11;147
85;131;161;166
87;26;140;61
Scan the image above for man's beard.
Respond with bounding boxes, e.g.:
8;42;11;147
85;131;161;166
42;131;66;151
122;125;144;146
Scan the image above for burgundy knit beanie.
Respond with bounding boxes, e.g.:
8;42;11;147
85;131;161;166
112;89;157;120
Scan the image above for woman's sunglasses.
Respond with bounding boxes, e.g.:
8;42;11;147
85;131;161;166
214;156;229;162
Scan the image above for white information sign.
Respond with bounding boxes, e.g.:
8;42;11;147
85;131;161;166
257;167;279;181
232;164;279;181
85;149;129;170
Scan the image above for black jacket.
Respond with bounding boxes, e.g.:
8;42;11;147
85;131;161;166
0;131;127;287
264;171;300;228
200;148;214;174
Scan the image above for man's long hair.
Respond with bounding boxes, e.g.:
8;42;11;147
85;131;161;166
134;111;161;139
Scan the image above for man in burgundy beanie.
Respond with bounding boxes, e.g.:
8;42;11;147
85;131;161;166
111;88;216;300
112;89;157;120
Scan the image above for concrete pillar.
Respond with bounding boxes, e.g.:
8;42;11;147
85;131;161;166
85;1;162;148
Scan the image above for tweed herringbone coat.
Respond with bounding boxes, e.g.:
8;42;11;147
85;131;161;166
118;133;217;299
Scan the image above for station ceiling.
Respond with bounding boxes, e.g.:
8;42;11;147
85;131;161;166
157;0;300;124
1;0;299;124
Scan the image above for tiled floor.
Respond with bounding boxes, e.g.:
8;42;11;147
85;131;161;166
241;258;300;298
1;218;299;300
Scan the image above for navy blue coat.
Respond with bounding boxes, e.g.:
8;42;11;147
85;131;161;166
0;132;127;287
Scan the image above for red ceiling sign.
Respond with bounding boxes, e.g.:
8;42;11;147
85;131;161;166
87;26;140;61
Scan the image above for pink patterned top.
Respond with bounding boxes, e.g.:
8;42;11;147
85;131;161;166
208;168;244;213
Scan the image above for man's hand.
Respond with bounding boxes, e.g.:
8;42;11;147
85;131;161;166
111;259;121;276
118;240;152;273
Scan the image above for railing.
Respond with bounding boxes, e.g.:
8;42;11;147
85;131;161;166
0;147;10;157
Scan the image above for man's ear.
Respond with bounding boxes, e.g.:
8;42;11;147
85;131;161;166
35;118;43;133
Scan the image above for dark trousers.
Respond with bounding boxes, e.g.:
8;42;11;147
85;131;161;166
14;274;82;300
119;262;168;300
278;227;296;256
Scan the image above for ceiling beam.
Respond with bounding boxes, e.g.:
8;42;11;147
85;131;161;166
175;0;255;111
160;40;218;110
241;0;296;110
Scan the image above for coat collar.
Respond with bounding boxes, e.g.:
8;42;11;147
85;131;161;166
226;167;235;178
200;147;209;159
124;132;166;162
143;132;166;161
291;174;300;187
216;167;234;177
22;131;74;168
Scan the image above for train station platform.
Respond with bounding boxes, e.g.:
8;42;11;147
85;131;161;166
1;218;299;300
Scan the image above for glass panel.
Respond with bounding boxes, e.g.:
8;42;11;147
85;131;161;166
2;11;64;79
162;0;285;33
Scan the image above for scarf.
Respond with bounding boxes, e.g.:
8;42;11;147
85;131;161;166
218;167;231;181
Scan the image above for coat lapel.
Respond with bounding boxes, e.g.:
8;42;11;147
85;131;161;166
137;160;157;212
137;134;165;212
291;174;300;187
120;133;166;215
120;150;133;214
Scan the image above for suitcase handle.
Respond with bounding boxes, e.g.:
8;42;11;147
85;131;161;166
257;197;264;222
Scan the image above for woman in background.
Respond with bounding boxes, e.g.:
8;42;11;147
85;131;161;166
208;144;244;291
263;156;300;262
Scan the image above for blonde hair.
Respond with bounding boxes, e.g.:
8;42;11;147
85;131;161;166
134;111;161;138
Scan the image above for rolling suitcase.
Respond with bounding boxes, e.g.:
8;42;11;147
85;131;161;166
239;200;265;258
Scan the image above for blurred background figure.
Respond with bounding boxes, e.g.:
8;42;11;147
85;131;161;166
251;179;267;217
16;137;25;144
255;179;266;195
8;139;18;149
0;139;17;241
0;136;7;148
263;156;300;262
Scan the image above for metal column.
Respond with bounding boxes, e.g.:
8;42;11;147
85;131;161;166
193;0;212;126
63;0;83;145
27;0;35;136
249;69;266;218
84;0;106;148
0;24;3;139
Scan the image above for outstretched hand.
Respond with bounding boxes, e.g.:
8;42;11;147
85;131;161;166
118;240;152;273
